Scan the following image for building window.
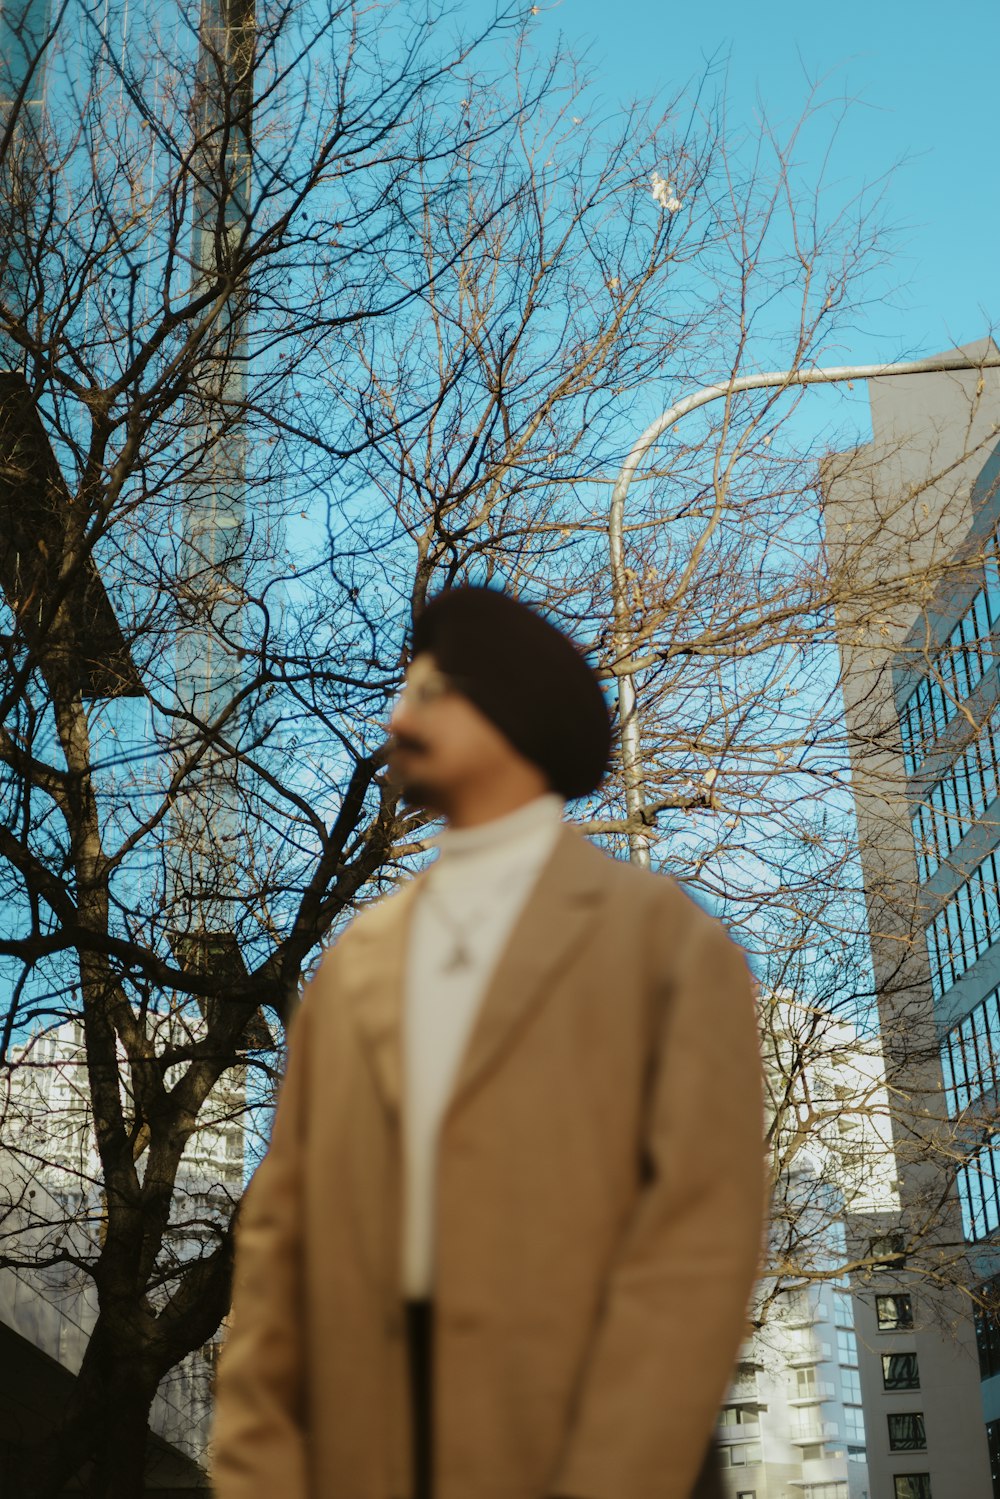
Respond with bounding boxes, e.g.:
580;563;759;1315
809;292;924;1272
893;1476;932;1499
978;1286;1000;1380
956;1141;1000;1241
718;1406;757;1428
845;1405;866;1442
899;585;998;776
837;1327;858;1365
911;699;1000;882
877;1293;915;1330
888;1413;927;1451
833;1290;853;1327
803;1485;849;1499
869;1231;907;1269
718;1443;761;1467
841;1367;861;1403
926;847;1000;1000
782;1288;812;1322
941;987;1000;1118
882;1352;920;1390
787;1326;822;1361
986;1417;1000;1499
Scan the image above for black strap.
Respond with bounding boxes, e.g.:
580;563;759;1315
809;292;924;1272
405;1299;434;1499
403;1298;723;1499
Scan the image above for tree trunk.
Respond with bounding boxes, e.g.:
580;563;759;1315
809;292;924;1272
90;1368;155;1499
16;1325;157;1499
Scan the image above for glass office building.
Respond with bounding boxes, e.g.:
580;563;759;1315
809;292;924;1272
894;436;1000;1495
824;342;1000;1499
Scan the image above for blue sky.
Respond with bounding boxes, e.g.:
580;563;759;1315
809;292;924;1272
526;0;996;367
464;0;996;1001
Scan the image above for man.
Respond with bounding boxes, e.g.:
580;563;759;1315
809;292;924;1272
212;586;766;1499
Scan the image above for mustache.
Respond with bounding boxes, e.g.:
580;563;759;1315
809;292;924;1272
389;731;430;756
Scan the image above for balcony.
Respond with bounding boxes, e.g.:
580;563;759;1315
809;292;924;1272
718;1423;760;1442
783;1301;828;1329
727;1359;761;1403
787;1381;836;1406
789;1421;840;1445
785;1341;832;1367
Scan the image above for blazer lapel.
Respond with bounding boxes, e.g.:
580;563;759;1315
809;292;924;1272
446;823;607;1116
344;823;608;1120
342;876;422;1118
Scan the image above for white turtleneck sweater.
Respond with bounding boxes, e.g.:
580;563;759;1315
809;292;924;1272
401;793;565;1298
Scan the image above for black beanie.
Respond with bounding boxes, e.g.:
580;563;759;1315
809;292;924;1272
411;586;611;801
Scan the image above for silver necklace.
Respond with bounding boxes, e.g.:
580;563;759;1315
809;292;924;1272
421;880;496;973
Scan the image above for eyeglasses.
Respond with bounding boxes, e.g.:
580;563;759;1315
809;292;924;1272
397;663;456;709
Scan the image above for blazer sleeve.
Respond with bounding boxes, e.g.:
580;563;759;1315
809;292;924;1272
550;901;767;1499
211;992;313;1499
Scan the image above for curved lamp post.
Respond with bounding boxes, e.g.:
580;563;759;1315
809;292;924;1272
609;348;1000;866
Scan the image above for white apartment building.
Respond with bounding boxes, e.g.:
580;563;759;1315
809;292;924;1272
719;1256;870;1499
0;1014;245;1476
716;1000;898;1499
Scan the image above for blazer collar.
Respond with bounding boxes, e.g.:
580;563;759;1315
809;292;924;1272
343;822;607;1119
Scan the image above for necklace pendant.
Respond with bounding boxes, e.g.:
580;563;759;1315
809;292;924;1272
443;942;471;972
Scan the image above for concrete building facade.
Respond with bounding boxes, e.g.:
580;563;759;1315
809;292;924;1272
822;337;1000;1499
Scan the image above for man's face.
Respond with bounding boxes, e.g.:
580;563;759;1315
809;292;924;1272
387;654;524;813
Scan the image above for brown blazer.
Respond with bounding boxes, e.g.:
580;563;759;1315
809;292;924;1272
212;825;766;1499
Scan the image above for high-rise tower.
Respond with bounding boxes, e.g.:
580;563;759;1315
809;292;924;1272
823;338;1000;1499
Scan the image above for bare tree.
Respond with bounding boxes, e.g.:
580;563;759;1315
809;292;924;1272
0;0;993;1490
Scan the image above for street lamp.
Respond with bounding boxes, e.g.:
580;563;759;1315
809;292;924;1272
609;347;1000;866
